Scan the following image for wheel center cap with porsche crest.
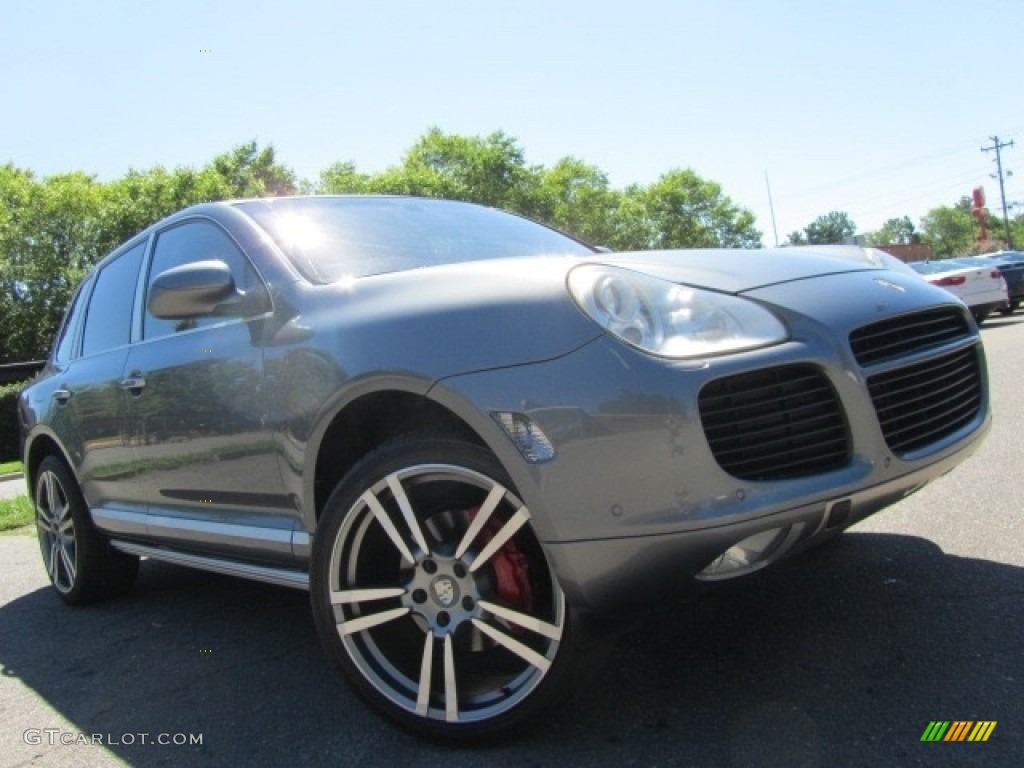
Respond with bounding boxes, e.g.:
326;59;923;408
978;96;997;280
431;576;460;607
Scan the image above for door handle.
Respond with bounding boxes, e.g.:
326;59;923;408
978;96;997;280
53;387;72;404
121;374;147;394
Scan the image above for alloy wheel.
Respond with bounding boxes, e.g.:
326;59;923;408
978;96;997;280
36;468;77;594
322;460;567;728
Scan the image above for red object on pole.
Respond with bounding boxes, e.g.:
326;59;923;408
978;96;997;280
972;187;988;241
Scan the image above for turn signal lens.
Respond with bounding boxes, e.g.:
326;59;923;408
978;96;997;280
492;412;556;463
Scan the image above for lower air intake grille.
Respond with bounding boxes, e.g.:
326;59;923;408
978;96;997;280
699;365;850;481
866;347;982;455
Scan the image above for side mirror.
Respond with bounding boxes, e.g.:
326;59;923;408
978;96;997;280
147;260;241;319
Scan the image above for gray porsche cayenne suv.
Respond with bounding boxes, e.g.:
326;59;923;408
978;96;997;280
19;196;990;740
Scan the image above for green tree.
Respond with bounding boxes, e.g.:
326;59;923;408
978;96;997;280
0;167;107;361
317;161;374;194
533;157;621;245
210;141;297;197
967;207;1024;253
372;128;542;214
1011;213;1024;251
801;211;857;245
101;141;294;245
608;170;761;250
101;166;232;247
314;130;759;250
867;216;919;246
920;198;976;259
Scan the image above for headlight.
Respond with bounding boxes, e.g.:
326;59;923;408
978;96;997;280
567;264;788;358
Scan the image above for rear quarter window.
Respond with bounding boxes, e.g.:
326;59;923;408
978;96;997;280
53;275;94;363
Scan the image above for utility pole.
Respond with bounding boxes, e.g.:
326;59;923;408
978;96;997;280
981;136;1014;249
764;171;780;247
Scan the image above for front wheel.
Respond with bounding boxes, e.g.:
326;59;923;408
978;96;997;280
311;436;574;741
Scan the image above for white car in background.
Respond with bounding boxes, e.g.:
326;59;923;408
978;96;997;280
908;259;1008;324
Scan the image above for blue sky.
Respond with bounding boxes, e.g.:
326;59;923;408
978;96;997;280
2;0;1021;243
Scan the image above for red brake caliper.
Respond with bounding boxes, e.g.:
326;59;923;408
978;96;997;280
468;506;534;617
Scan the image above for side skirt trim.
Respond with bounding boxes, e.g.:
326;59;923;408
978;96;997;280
109;540;310;591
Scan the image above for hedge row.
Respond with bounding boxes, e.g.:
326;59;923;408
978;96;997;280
0;380;27;463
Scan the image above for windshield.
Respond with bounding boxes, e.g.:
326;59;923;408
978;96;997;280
236;196;595;283
909;261;959;275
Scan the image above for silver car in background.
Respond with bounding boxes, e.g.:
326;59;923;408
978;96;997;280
908;258;1008;324
19;197;990;740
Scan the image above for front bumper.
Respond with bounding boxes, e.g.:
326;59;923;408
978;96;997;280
542;432;985;614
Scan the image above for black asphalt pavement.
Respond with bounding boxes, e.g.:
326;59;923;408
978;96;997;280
2;318;1022;768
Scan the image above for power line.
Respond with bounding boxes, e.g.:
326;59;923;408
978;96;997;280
774;126;1024;211
848;171;987;220
779;139;982;201
772;164;986;231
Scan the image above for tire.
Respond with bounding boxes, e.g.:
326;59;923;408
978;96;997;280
311;435;575;742
34;456;139;605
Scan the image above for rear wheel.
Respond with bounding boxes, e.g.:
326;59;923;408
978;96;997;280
35;456;139;604
311;435;574;741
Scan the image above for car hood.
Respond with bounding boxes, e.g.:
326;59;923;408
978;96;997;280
287;257;602;382
598;245;892;294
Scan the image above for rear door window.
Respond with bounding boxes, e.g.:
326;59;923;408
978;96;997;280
80;242;146;358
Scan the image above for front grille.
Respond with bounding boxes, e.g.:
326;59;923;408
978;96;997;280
865;347;982;455
849;308;970;366
699;365;850;481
